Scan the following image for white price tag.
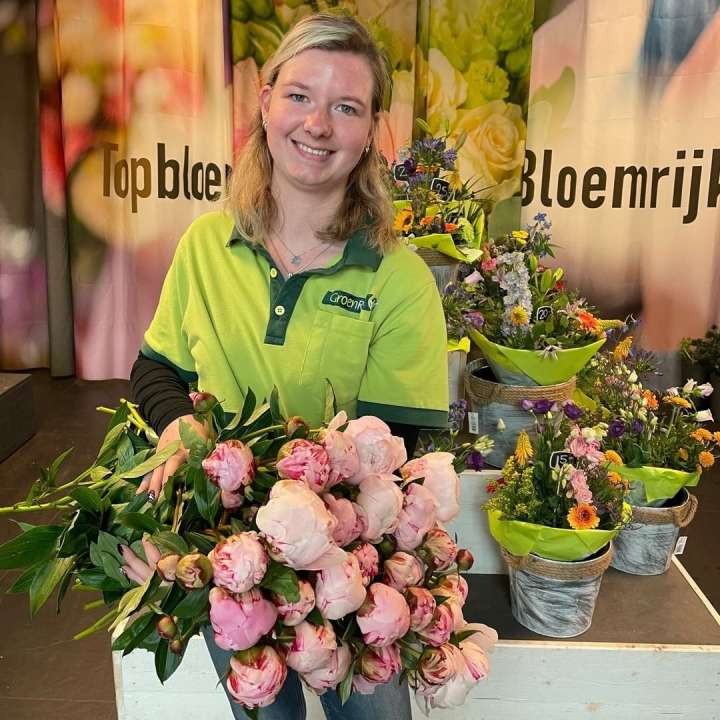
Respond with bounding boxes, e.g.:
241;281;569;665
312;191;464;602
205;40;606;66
467;412;479;435
674;536;687;555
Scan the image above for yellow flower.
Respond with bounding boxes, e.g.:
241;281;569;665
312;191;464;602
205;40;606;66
677;447;689;461
604;450;623;466
715;431;720;446
393;208;414;233
511;230;529;245
699;451;715;469
663;395;691;409
607;471;622;486
612;338;633;362
691;428;713;442
567;503;600;530
514;431;533;467
510;305;529;326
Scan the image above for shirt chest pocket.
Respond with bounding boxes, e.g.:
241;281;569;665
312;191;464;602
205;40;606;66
299;310;375;410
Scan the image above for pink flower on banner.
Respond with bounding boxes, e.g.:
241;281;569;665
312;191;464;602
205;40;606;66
343;416;407;484
271;579;316;627
282;620;337;674
356;474;404;543
320;411;360;486
435;573;469;604
315;552;367;620
220;490;244;509
401;452;460;522
351;542;380;587
405;587;436;632
227;645;287;709
419;644;460;685
394;483;437;551
569;468;593;504
209;587;278;652
356;583;410;647
276;439;332;494
383;552;425;592
416;601;454;647
255;480;345;571
301;641;352;694
355;643;402;693
322;494;365;547
203;440;255;493
209;532;268;594
420;527;458;571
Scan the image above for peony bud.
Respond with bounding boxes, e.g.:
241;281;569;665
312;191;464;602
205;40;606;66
272;579;315;626
156;553;180;582
202;439;255;493
169;639;184;655
419;644;459;686
228;645;287;709
285;416;310;438
456;549;474;572
420;528;458;571
351;542;380;587
405;587;436;632
276;439;332;494
209;587;278;652
209;532;269;595
175;553;213;589
156;615;177;640
356;643;402;688
190;391;217;413
416;602;454;647
382;552;425;592
357;583;411;647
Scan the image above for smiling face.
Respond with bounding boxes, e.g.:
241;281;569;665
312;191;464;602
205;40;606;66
259;48;376;198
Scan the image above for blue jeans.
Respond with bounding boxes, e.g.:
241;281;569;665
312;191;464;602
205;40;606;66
202;628;412;720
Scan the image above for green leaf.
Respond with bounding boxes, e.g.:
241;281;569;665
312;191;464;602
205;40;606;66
338;663;355;705
306;607;325;626
239;387;257;425
540;268;554;295
269;386;282;423
189;466;220;525
0;525;63;570
46;448;74;486
120;441;181;479
115;435;136;473
415;117;431;135
172;586;210;619
29;556;75;616
155;638;185;683
118;513;163;534
96;423;126;464
260;561;300;603
112;612;157;654
245;708;259;720
323;379;337;424
77;568;124;592
178;420;208;458
106;402;130;432
109;574;153;631
451;629;477;645
70;487;103;514
6;562;43;594
152;531;189;556
184;531;216;555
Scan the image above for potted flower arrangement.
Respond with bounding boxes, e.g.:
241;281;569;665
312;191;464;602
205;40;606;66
0;390;497;716
460;213;618;386
680;325;720;418
483;401;629;637
580;337;719;575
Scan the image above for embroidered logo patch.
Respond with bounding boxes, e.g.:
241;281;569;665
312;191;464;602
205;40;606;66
322;290;377;313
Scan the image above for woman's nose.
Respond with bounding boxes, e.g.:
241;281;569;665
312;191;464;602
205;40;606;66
303;108;332;138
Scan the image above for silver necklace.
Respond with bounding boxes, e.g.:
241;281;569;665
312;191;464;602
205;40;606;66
285;241;334;277
273;233;328;266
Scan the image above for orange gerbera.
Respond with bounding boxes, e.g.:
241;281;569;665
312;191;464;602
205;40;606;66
604;450;624;466
577;310;601;333
699;451;715;469
567;503;600;530
643;390;659;410
663;395;692;409
691;428;713;442
444;222;458;232
419;214;436;226
607;471;622;486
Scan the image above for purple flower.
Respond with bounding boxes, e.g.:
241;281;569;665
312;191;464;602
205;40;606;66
467;452;485;471
464;311;485;329
403;157;417;174
631;419;644;435
563;402;583;420
520;399;534;411
533;399;553;414
608;419;626;438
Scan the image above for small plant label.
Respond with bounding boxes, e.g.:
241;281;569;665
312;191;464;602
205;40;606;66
536;306;552;322
393;164;409;182
430;177;450;199
467;412;479;435
674;536;688;555
549;451;574;469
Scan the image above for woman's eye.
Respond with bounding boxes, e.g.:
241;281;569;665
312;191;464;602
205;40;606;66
289;93;307;102
336;104;357;115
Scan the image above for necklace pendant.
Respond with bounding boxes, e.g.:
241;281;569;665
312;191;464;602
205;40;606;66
290;255;302;265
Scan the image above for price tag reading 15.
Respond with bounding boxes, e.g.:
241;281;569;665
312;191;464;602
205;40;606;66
549;451;574;469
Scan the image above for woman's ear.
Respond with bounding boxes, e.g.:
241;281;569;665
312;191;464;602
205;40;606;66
259;84;273;122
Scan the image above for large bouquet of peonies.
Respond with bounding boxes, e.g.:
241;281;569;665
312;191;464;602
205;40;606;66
0;390;496;717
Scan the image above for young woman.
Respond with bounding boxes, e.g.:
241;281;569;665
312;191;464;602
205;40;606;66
130;13;448;719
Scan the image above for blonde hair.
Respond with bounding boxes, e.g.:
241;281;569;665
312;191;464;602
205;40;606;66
227;13;398;253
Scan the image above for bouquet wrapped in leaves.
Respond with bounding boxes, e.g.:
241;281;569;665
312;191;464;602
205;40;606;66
0;390;497;716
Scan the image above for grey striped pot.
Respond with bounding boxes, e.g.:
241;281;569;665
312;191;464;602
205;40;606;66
611;489;697;576
502;544;613;638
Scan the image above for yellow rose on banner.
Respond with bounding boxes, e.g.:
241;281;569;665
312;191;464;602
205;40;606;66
453;100;526;203
426;48;467;134
377;68;414;161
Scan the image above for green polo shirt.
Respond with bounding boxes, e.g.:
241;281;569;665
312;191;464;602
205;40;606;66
142;211;448;428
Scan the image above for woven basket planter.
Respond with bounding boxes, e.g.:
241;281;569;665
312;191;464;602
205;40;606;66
416;247;460;293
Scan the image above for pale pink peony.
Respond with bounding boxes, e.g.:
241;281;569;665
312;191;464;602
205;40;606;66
356;643;402;693
356;473;404;543
419;643;460;685
435;573;469;604
301;641;352;694
383;552;425;592
431;591;465;630
227;645;287;709
569;468;593;504
322;494;365;547
357;583;411;647
401;452;460;522
320;411;360;486
220;490;244;509
209;532;268;594
315;552;367;620
272;579;316;627
420;527;458;571
394;483;438;551
343;416;407;484
405;587;436;632
282;620;337;674
457;622;499;654
351;542;380;587
416;601;454;647
276;439;332;494
209;587;277;652
202;439;255;493
256;480;346;570
415;644;472;711
460;639;490;683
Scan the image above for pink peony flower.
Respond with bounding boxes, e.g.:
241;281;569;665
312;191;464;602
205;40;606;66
401;452;460;522
569;468;593;504
322;494;365;547
282;620;337;674
315;552;367;620
431;590;465;630
394;483;438;551
209;587;278;652
209;532;269;595
351;542;380;587
458;622;499;654
272;578;316;627
175;553;213;589
414;644;472;711
460;639;490;683
356;643;402;692
416;602;454;647
419;644;460;685
202;440;255;492
276;439;331;494
227;645;287;709
420;527;458;571
320;411;360;486
220;490;244;509
357;583;411;647
435;573;469;604
256;480;346;571
405;587;436;632
356;474;404;543
383;552;425;592
343;416;407;484
301;641;352;694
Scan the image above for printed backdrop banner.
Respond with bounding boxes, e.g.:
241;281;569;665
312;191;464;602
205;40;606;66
522;0;720;371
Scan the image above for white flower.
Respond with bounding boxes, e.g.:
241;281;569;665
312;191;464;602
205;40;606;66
665;386;679;396
682;379;697;394
697;383;714;397
628;371;638;383
496;418;506;431
696;410;715;423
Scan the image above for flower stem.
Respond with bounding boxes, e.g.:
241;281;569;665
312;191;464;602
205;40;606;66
242;424;286;441
73;607;118;640
0;498;74;515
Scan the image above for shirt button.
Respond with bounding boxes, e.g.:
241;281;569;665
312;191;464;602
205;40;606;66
274;305;285;317
269;268;278;278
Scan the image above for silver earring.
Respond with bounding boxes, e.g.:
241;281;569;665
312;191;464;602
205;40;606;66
262;119;268;131
364;143;371;154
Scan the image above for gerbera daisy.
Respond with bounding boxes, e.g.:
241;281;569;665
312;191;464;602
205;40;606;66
691;429;713;442
643;390;659;410
514;431;533;467
510;305;529;326
577;310;601;333
699;451;715;469
567;503;600;530
663;395;692;409
715;431;720;445
604;450;623;466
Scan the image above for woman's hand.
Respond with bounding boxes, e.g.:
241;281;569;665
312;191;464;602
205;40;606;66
136;414;209;501
119;536;161;585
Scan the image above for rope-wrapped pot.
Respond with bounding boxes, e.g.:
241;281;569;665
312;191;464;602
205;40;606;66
416;247;460;292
